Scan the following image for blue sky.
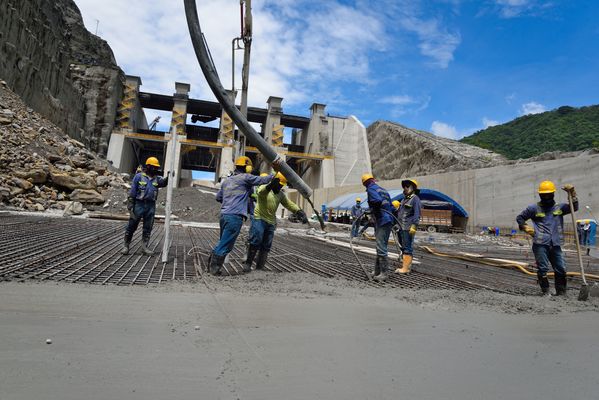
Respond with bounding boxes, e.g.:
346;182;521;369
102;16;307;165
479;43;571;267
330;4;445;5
75;0;599;142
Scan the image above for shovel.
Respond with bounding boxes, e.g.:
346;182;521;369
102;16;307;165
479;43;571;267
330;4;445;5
566;190;589;301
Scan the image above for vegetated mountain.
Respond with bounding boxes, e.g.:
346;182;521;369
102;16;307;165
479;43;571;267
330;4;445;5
367;120;506;180
460;105;599;160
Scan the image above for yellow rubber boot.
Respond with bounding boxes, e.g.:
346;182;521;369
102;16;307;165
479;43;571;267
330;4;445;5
395;254;413;274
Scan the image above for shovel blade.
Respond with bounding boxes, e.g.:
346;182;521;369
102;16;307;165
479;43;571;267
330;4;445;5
578;284;590;301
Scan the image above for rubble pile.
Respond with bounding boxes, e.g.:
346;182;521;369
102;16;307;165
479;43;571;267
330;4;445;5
0;82;126;213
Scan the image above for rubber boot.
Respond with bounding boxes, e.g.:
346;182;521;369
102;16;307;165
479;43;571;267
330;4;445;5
255;250;269;270
374;256;388;282
369;256;381;280
120;233;132;255
141;237;153;256
209;253;225;275
539;275;550;296
554;274;567;296
395;254;413;274
244;246;259;273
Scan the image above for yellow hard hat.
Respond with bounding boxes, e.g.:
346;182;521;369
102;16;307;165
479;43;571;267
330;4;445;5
245;165;253;173
356;197;361;202
361;173;374;185
402;178;419;189
392;200;400;209
260;173;269;177
234;156;252;167
145;157;160;167
274;172;287;186
538;180;556;194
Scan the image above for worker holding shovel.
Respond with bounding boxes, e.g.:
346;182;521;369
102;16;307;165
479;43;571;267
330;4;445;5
516;181;578;296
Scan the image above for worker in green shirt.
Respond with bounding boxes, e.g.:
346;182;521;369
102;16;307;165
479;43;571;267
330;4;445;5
244;172;309;273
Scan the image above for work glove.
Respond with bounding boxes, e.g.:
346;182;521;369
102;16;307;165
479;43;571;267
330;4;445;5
127;196;136;219
409;224;417;236
561;184;577;198
265;177;280;192
250;193;257;201
295;210;309;224
520;225;535;237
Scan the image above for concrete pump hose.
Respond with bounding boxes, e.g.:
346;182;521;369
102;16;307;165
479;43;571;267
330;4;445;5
421;246;599;281
183;0;312;200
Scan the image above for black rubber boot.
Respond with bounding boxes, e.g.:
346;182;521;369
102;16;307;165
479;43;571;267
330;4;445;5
369;256;381;280
255;250;269;270
555;274;567;296
538;275;550;296
244;246;259;273
374;256;388;282
141;236;153;256
120;233;132;255
209;253;225;275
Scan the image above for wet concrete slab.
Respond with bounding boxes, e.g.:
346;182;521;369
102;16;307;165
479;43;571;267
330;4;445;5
1;280;598;400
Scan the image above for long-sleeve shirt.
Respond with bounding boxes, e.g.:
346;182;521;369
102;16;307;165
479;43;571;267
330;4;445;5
254;185;300;226
216;172;272;218
351;204;363;219
366;182;394;227
129;172;167;202
516;199;578;246
398;194;421;230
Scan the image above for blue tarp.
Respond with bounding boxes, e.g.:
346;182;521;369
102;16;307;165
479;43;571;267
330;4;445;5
325;188;469;218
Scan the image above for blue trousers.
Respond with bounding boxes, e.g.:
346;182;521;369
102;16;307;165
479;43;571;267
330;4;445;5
125;200;156;240
375;223;392;257
399;230;414;255
532;244;566;278
213;214;244;257
351;219;361;237
249;219;276;251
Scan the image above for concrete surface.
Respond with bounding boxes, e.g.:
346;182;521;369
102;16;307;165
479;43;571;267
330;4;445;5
1;278;599;400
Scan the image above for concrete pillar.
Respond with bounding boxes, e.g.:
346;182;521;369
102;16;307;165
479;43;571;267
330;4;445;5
263;96;283;145
217;147;235;181
106;129;136;173
218;90;237;144
302;103;328;154
321;158;336;188
163;82;190;188
115;75;143;131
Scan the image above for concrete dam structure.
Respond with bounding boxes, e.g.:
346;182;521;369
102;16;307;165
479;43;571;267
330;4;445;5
107;76;371;189
296;152;599;231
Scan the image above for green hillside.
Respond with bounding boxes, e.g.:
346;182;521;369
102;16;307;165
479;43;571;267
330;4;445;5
460;105;599;159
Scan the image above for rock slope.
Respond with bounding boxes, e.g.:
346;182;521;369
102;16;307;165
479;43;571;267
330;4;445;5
0;82;125;212
0;0;123;155
367;120;507;180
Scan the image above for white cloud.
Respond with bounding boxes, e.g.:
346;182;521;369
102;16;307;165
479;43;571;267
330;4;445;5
399;17;461;68
493;0;553;18
520;101;547;115
379;95;416;105
482;117;499;128
74;0;386;113
431;121;460;139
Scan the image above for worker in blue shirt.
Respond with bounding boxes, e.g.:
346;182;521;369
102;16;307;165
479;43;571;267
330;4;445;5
350;197;363;238
209;156;273;275
362;173;394;282
516;180;578;296
121;157;169;256
395;179;422;274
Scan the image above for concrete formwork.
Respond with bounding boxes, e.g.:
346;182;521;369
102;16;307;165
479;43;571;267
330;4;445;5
297;154;599;231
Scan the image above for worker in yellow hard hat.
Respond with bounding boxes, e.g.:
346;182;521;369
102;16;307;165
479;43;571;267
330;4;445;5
395;178;422;274
362;172;394;282
121;156;170;256
350;197;364;238
516;180;578;296
209;156;273;275
244;172;308;273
